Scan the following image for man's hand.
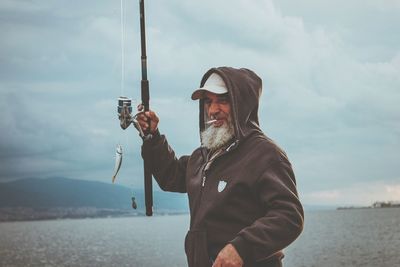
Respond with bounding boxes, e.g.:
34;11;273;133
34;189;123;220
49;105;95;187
212;244;243;267
136;104;159;134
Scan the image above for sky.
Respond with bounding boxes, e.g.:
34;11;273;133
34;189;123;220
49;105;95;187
0;0;399;206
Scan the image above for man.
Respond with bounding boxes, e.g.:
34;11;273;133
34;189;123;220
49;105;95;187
136;67;304;267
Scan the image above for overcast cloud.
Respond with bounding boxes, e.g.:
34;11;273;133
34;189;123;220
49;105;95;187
0;0;399;206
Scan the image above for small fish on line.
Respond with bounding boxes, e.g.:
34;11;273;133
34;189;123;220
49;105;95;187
112;144;123;183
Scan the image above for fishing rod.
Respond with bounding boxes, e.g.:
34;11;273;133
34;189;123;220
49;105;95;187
139;0;153;216
115;0;152;216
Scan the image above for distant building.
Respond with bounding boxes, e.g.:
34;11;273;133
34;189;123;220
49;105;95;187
372;202;383;208
372;201;400;208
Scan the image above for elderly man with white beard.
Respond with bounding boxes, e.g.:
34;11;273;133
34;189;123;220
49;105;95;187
136;67;304;267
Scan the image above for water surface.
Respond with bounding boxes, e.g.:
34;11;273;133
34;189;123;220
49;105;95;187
1;209;399;267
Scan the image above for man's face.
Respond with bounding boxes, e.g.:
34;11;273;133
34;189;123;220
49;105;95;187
203;91;231;128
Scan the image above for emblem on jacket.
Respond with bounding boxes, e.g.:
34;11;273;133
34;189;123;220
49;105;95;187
217;180;227;192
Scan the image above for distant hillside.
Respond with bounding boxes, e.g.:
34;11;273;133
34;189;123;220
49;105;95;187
0;177;188;212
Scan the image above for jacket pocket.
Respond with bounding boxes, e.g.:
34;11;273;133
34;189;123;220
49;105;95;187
184;230;213;267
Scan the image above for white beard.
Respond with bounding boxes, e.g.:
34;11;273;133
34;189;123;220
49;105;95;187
201;117;235;152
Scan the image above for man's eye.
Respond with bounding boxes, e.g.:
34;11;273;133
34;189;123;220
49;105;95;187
217;98;229;104
204;98;211;105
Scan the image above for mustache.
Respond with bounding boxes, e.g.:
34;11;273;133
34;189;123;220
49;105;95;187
209;114;227;120
206;113;232;126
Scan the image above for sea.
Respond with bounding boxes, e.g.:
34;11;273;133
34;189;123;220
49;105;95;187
0;208;399;267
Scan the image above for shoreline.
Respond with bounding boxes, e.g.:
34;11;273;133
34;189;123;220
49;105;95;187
0;207;188;223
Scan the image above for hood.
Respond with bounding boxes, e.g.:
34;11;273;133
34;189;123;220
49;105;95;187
198;67;263;142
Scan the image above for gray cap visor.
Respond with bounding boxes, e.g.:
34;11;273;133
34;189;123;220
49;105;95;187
191;85;228;100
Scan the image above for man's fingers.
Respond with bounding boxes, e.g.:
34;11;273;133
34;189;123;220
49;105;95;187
134;109;159;133
212;244;243;267
145;111;158;121
137;111;153;120
136;113;144;120
134;113;148;129
138;120;148;130
136;104;157;121
212;259;221;267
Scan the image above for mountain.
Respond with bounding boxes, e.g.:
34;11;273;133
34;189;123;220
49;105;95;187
0;177;188;212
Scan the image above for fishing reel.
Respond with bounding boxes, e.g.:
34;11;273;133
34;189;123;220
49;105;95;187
117;96;151;140
118;96;133;129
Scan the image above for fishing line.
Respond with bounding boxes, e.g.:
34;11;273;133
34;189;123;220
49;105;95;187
119;0;136;208
121;0;132;187
120;0;125;96
111;0;138;211
121;0;128;151
113;0;126;184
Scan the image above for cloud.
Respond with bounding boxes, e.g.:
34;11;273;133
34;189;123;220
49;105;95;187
302;181;400;206
0;0;398;205
385;184;400;198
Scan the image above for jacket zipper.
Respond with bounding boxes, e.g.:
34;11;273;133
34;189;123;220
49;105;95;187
191;153;208;228
201;140;239;188
191;141;239;228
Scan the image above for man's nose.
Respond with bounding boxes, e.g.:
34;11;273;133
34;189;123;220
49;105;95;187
208;102;221;116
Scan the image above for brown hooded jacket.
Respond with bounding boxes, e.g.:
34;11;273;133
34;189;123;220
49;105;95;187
142;67;304;267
